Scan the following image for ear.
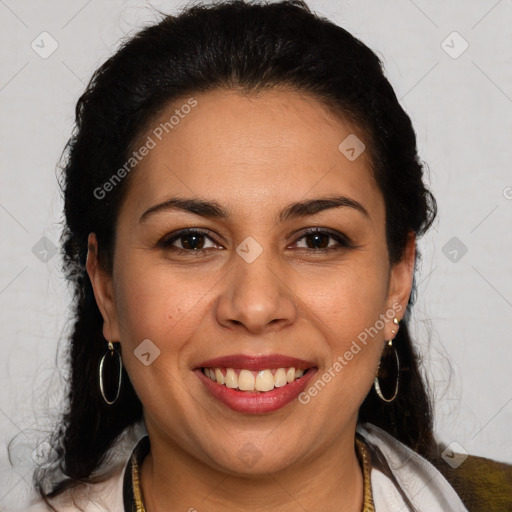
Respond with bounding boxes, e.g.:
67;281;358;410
385;230;416;336
86;232;121;342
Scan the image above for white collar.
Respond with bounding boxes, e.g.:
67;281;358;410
357;422;469;511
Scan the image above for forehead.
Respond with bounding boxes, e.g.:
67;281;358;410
121;88;383;224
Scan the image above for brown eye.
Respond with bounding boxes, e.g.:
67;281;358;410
293;228;353;252
176;232;207;250
158;228;220;252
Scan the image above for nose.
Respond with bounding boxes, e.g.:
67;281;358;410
215;245;298;334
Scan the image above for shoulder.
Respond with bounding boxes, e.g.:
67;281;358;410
21;462;126;512
430;451;512;512
357;422;512;511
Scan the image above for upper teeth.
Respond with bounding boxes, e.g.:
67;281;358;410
202;367;306;392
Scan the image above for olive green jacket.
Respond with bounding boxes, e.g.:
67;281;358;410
431;452;512;511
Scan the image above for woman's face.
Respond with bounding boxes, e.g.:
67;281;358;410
87;88;414;474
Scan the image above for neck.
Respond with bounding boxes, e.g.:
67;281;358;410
139;425;364;512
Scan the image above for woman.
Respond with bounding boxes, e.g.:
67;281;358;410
27;1;511;511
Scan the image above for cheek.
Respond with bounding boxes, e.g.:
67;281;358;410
112;266;205;419
112;261;223;405
298;260;389;344
294;263;388;401
114;261;210;346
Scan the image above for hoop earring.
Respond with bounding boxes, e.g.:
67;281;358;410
374;317;400;403
99;341;123;405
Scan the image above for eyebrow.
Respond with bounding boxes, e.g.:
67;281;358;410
139;195;370;224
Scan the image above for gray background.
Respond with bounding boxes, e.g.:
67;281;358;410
1;0;511;509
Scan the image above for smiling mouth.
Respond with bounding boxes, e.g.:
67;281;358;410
200;366;312;393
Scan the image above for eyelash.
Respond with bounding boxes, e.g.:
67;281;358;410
157;227;354;255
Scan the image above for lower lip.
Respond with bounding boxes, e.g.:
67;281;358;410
194;368;318;414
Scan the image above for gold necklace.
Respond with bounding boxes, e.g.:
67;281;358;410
356;435;375;512
131;436;374;512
